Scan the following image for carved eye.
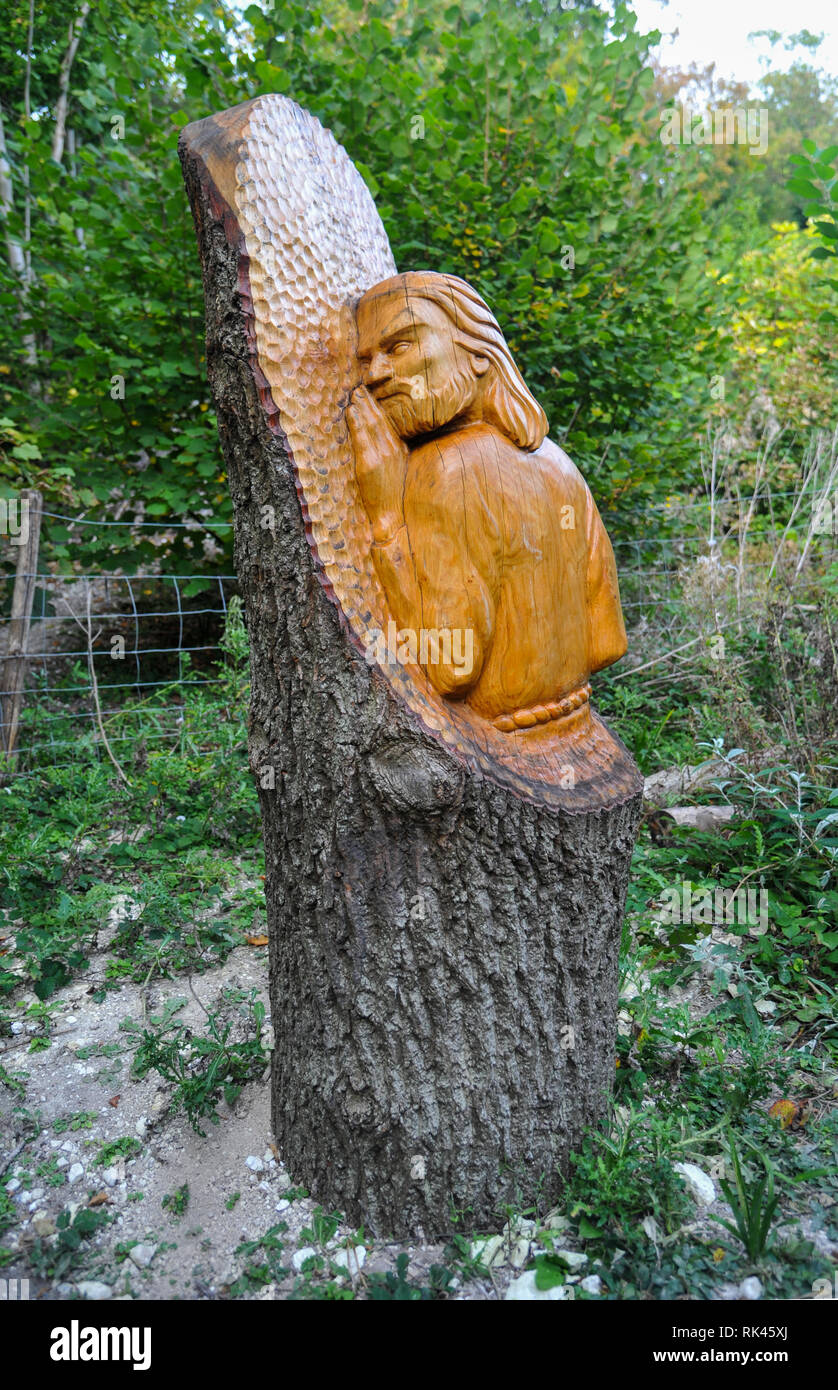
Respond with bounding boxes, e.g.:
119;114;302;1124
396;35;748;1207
390;341;412;356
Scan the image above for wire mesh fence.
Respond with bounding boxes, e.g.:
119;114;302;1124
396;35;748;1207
2;495;836;778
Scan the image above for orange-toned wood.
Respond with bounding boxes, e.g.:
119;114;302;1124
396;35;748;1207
179;97;640;811
348;272;628;729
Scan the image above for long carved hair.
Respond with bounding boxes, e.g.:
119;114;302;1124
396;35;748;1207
359;271;548;451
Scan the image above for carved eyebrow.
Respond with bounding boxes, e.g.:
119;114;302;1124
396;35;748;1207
380;315;426;343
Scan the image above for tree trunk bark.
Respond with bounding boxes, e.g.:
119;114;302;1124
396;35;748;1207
180;95;643;1240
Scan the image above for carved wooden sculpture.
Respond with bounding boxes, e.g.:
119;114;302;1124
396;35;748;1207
180;94;643;1238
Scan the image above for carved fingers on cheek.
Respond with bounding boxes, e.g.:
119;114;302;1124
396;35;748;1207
348;388;407;461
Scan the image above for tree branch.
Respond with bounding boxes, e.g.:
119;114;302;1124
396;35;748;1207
51;1;91;165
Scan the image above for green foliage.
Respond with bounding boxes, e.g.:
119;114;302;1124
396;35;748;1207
299;1206;342;1248
365;1251;455;1301
52;1111;97;1134
0;0;741;575
94;1136;144;1167
129;987;269;1135
29;1204;112;1282
787;140;838;265
563;1107;693;1240
717;1134;780;1260
0;659;261;1004
162;1182;190;1219
230;1222;289;1296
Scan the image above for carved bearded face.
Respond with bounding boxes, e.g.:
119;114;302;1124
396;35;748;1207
355;290;487;440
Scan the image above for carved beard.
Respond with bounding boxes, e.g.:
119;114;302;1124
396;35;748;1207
379;364;477;440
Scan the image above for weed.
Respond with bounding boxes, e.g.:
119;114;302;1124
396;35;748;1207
52;1111;97;1135
162;1183;190;1220
29;1205;112;1282
366;1252;454;1301
229;1221;288;1296
717;1134;780;1260
94;1137;143;1168
129;987;268;1135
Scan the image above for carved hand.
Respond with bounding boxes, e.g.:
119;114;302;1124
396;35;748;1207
347;385;409;544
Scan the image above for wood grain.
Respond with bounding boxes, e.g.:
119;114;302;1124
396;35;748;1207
180;95;640;812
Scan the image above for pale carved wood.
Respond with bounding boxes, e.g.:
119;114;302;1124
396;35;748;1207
180;94;643;1238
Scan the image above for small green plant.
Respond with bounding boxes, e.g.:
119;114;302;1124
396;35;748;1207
717;1135;780;1261
29;1205;112;1281
299;1206;341;1248
162;1183;190;1219
225;1191;241;1212
229;1221;288;1296
52;1110;97;1134
0;1188;17;1240
130;988;268;1136
562;1107;692;1240
36;1157;67;1188
24;999;59;1051
366;1252;454;1301
94;1137;143;1167
0;1063;26;1097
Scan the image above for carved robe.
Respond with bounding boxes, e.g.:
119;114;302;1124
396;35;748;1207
370;421;627;724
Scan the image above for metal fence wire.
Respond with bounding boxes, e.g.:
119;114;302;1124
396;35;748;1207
1;498;836;777
0;551;237;772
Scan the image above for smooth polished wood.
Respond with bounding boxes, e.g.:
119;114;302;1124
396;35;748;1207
348;272;628;733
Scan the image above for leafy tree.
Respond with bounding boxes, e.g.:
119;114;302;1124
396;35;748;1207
1;0;743;575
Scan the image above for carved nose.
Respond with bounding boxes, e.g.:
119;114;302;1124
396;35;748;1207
364;353;392;389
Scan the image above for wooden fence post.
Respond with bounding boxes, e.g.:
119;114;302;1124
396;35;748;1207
1;488;43;760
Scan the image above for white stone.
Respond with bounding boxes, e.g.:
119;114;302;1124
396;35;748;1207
508;1236;533;1269
56;1157;68;1169
275;1200;290;1213
470;1234;506;1267
331;1245;367;1276
740;1276;763;1301
128;1243;157;1269
580;1274;603;1295
5;1179;20;1194
10;1021;23;1035
67;1164;84;1185
291;1246;317;1271
553;1248;587;1271
101;1167;119;1188
540;1212;570;1233
245;1155;264;1173
65;1016;78;1025
673;1162;716;1206
505;1216;537;1238
506;1271;571;1301
76;1281;113;1300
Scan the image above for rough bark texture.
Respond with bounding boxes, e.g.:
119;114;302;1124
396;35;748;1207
180;100;643;1240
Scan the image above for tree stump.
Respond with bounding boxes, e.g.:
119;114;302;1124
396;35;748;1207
180;94;643;1239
